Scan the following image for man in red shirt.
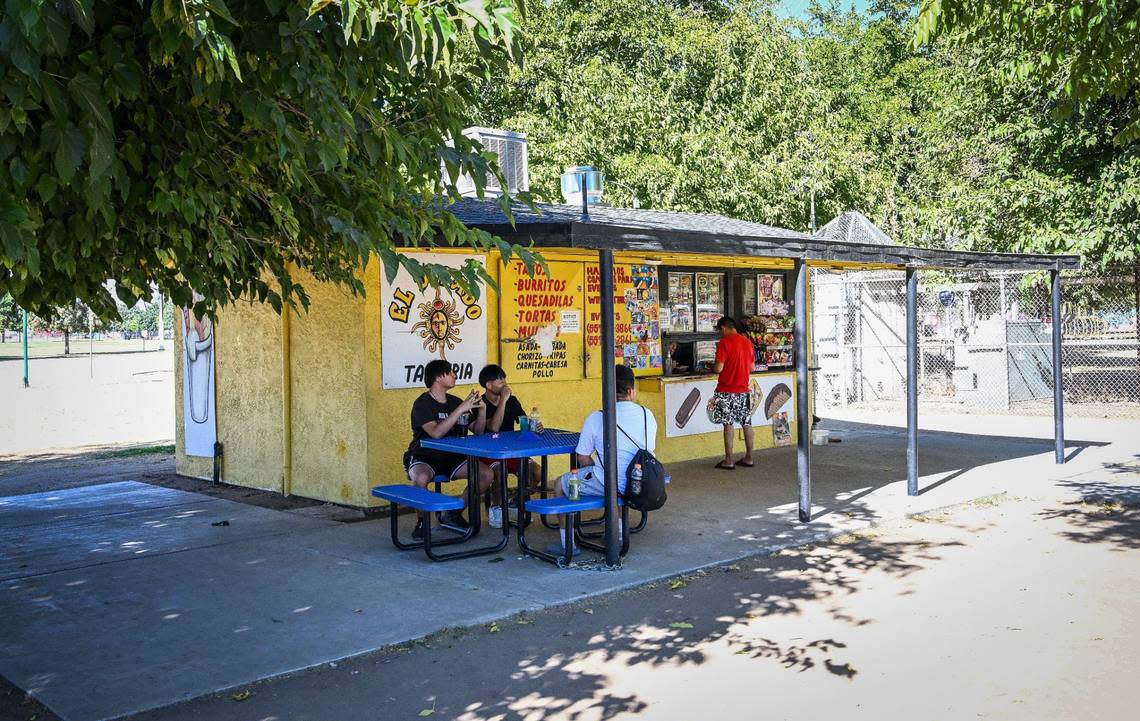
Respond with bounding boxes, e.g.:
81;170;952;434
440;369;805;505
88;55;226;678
712;316;755;469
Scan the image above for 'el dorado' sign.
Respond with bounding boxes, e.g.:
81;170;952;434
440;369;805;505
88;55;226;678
381;253;488;389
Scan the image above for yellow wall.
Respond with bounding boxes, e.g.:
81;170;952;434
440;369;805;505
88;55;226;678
176;249;809;506
286;268;372;505
175;296;284;489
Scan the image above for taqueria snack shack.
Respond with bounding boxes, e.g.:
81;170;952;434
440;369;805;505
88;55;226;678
174;200;814;506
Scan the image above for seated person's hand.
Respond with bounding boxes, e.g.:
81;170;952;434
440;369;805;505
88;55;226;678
462;389;483;411
534;420;545;433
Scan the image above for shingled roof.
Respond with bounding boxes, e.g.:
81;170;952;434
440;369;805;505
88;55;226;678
439;198;1079;271
444;197;810;241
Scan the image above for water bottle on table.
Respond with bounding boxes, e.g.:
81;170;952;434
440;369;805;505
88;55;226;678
528;406;542;433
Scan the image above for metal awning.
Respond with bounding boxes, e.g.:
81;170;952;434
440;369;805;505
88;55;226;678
441;197;1076;565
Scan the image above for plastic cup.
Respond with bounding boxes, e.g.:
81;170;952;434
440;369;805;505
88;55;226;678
518;416;530;433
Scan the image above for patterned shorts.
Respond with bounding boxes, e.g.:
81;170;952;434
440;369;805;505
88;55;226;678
710;391;753;426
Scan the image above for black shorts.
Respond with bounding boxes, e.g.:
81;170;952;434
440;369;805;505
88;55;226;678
403;449;468;480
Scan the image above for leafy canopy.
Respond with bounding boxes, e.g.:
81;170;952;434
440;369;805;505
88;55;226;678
0;0;539;322
913;0;1140;145
479;0;1136;266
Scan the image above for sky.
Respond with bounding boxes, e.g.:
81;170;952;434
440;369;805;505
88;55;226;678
774;0;874;18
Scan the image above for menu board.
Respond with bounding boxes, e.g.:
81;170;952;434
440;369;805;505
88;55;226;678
695;272;724;332
499;260;585;382
586;263;662;377
666;273;694;332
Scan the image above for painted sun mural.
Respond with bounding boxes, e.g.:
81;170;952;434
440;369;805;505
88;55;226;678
411;287;464;358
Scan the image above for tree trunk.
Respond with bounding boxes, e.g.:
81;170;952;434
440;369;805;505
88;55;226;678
64;331;70;355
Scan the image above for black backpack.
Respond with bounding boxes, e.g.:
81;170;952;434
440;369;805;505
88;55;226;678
617;407;668;512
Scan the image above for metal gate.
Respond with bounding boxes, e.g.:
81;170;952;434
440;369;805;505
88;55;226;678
1006;320;1053;405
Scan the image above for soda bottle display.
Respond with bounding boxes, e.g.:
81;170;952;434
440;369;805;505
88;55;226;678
568;469;580;500
630;463;643;496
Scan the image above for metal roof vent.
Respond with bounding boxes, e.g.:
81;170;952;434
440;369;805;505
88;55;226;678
454;127;529;198
560;166;604;206
815;210;897;246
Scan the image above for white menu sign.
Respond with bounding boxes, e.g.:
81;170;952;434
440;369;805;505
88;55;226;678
381;253;488;389
663;373;796;438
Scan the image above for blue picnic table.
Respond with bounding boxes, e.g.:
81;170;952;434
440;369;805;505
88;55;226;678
421;429;579;528
422;429;634;566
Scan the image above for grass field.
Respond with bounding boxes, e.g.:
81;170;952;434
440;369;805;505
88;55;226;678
0;338;168;359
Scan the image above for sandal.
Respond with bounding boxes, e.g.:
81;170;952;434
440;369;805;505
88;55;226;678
737;460;755;468
714;460;736;470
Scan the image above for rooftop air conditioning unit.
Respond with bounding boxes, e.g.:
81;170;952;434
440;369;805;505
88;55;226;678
453;127;529;198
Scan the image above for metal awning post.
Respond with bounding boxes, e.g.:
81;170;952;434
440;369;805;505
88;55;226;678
599;249;621;565
906;266;919;495
1051;268;1065;463
794;258;811;522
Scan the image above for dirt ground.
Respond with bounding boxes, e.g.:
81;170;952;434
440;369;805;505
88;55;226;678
0;350;175;455
0;476;1122;721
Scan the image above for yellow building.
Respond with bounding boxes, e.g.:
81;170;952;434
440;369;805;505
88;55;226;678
175;198;1080;513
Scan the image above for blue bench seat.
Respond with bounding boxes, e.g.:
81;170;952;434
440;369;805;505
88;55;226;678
372;483;508;562
372;484;464;512
525;495;622;515
517;494;629;566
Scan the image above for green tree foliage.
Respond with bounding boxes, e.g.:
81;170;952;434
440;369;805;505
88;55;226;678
480;0;823;227
0;0;538;323
478;0;1136;266
902;7;1139;264
30;299;95;354
106;296;172;334
0;293;22;339
913;0;1140;145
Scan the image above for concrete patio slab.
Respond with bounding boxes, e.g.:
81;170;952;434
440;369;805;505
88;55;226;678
0;491;334;580
0;481;201;529
0;420;1134;721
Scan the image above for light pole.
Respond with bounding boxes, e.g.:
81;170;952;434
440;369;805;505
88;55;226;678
607;179;641;209
21;308;28;388
808;186;816;235
794;176;818;235
794;130;819;234
157;291;165;351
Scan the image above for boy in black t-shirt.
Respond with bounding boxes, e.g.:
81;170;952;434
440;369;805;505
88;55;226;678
477;365;543;528
404;359;495;538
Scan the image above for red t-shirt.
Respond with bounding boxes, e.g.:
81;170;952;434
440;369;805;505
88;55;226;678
715;332;754;393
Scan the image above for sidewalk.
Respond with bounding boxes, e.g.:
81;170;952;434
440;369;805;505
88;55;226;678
1;418;1135;720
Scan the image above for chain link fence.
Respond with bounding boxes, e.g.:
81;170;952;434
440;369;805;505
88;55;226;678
811;264;1140;420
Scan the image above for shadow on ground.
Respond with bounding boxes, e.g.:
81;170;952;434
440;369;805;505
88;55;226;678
1039;477;1140;551
128;513;965;721
1;420;1126;721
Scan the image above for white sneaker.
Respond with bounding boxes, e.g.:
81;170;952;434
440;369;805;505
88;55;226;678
488;506;503;529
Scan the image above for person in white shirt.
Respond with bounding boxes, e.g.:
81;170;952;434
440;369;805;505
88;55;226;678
549;364;658;556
